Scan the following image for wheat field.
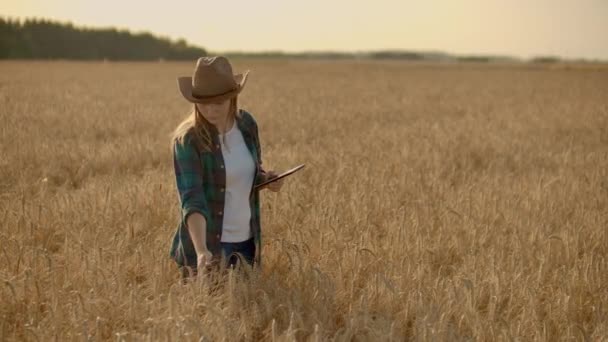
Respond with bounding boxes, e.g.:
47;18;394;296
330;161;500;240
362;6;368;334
1;59;607;341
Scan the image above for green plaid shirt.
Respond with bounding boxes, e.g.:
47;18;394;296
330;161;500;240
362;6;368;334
169;109;267;268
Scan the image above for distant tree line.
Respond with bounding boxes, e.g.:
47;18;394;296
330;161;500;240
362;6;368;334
530;56;561;64
225;50;521;63
2;17;597;64
0;17;207;60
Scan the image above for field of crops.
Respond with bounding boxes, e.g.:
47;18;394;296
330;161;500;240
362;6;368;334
1;59;607;340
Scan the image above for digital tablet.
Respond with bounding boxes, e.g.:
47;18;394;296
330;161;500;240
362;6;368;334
255;164;305;190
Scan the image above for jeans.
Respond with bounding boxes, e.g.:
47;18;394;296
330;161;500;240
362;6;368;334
178;237;256;280
221;237;256;268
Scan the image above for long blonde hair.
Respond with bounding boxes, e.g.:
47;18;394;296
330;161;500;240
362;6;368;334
172;97;238;153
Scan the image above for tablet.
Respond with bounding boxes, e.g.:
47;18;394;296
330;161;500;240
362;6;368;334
255;164;305;190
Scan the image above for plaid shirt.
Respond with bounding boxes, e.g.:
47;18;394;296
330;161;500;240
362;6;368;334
169;109;267;268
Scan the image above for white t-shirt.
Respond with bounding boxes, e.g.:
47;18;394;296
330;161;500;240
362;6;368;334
219;121;256;243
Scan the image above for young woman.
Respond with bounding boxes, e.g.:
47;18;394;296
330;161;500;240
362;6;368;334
169;56;283;278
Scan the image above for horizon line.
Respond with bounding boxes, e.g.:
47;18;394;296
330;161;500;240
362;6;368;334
2;14;606;63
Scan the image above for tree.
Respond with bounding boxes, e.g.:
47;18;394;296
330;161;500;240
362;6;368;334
0;16;207;60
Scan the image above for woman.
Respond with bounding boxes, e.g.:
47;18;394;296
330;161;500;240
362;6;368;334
169;56;283;278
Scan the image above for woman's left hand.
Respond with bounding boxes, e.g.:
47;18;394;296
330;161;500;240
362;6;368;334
265;170;284;192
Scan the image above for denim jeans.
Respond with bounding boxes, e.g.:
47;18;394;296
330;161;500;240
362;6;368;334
221;237;256;268
178;237;256;280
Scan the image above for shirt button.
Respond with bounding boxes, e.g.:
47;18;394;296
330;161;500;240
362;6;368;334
216;234;220;238
218;211;223;216
220;188;225;192
220;164;224;169
215;144;220;149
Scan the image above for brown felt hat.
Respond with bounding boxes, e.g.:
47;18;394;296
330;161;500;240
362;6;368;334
177;56;249;103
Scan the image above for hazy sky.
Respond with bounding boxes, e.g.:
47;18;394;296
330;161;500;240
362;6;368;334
3;0;608;60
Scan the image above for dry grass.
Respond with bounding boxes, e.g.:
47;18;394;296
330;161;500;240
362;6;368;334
0;59;607;341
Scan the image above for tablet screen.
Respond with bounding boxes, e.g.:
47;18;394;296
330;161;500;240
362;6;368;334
255;164;305;189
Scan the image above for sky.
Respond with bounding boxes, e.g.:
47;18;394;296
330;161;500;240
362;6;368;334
3;0;608;60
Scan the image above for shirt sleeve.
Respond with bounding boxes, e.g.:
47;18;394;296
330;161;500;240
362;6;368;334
173;136;211;226
252;117;268;185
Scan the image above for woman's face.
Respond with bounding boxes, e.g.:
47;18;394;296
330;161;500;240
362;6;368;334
196;99;231;126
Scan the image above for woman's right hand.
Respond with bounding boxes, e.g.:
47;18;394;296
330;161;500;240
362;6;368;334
197;249;214;272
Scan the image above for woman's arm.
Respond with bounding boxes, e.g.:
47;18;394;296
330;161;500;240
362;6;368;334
251;116;268;184
186;213;212;266
250;115;284;192
173;135;213;265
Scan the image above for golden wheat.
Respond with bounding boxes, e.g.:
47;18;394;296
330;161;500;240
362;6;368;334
0;60;607;341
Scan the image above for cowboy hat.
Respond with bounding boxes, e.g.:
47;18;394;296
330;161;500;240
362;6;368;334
177;56;249;103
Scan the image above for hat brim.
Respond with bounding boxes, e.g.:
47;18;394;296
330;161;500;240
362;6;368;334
177;71;249;104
